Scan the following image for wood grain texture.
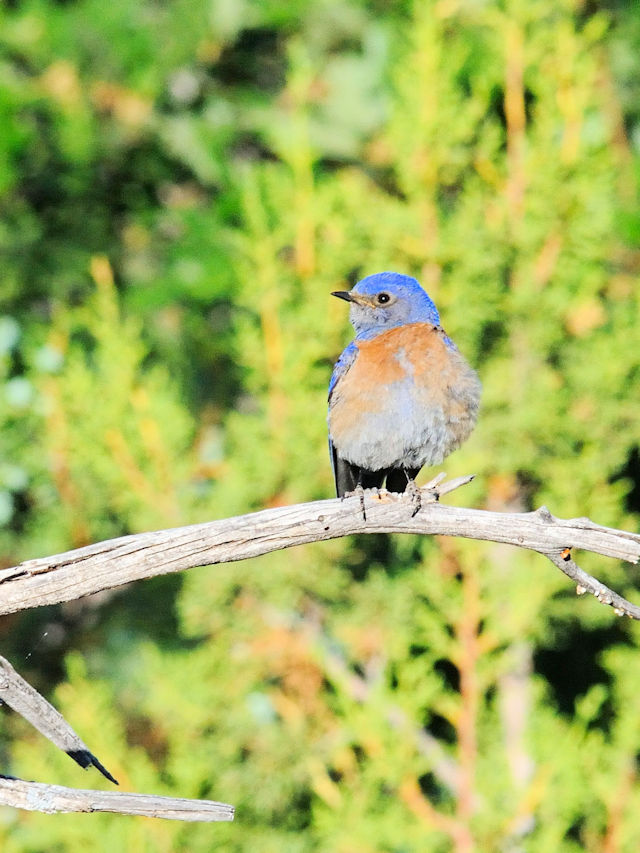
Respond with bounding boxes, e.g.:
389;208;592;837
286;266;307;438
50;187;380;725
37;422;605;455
1;476;639;618
0;778;234;821
0;656;117;784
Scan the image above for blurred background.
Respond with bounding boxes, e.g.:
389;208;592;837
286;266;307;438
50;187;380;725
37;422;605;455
1;0;640;849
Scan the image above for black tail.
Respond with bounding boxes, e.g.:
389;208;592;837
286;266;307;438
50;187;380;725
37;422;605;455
331;446;419;497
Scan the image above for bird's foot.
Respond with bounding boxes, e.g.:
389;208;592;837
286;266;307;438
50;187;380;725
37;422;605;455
343;484;367;521
343;485;381;522
405;479;423;517
405;473;447;516
405;472;475;515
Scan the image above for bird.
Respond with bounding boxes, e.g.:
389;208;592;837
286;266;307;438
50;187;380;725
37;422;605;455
328;271;481;498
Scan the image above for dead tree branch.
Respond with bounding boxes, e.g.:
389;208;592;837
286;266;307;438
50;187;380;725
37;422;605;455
0;654;235;821
0;655;117;784
0;778;234;821
1;474;639;821
1;474;639;618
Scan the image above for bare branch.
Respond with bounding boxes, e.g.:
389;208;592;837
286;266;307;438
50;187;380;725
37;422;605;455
0;777;234;822
0;476;638;822
0;656;117;784
544;551;640;619
0;476;638;618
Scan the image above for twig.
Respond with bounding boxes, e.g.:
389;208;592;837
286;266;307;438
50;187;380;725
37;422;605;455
0;777;234;822
0;655;236;821
0;475;638;618
0;655;117;784
544;551;640;619
0;475;638;823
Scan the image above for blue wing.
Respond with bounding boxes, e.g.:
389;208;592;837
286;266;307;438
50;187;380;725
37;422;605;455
328;341;359;495
328;340;358;402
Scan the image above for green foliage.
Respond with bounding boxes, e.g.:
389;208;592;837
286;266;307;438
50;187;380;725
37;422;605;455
1;0;640;850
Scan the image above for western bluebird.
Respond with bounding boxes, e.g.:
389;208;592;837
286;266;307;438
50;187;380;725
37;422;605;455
328;271;481;497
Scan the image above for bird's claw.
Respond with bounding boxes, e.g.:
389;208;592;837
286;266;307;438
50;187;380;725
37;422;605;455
405;479;423;517
343;485;382;521
405;475;444;516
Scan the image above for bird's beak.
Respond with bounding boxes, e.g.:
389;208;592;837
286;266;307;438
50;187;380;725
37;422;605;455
331;290;372;307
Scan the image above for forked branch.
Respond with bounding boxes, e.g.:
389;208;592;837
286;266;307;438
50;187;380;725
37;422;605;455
1;473;639;618
1;474;639;821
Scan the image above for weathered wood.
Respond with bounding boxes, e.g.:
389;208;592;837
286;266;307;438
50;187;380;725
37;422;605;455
1;477;639;618
0;778;234;821
0;656;117;784
1;476;639;822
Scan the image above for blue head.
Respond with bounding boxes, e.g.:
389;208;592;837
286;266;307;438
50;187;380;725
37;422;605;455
332;272;440;339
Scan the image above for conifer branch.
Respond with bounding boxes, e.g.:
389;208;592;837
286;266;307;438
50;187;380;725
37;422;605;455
0;474;638;619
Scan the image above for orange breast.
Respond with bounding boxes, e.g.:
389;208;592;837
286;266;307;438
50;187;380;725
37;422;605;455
344;322;451;401
328;322;480;470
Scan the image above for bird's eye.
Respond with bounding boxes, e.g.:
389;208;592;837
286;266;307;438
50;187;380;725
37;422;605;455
377;292;391;304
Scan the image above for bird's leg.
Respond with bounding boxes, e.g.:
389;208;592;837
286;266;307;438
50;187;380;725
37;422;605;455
357;484;367;522
404;470;422;517
344;468;367;522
